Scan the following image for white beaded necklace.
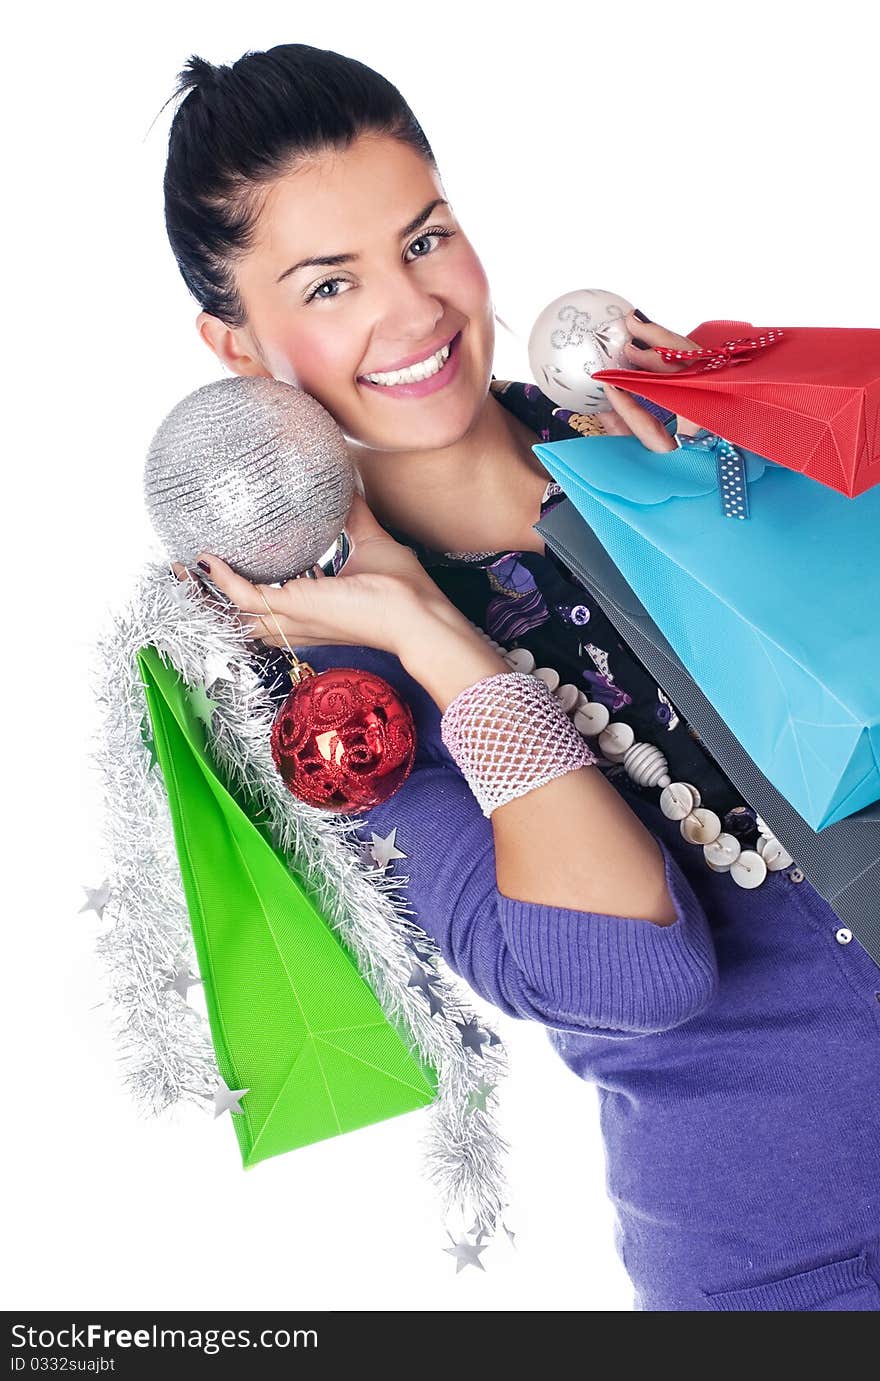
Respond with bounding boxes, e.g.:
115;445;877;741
467;618;794;891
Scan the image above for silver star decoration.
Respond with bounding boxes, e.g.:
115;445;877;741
443;1230;488;1273
79;881;112;921
202;651;235;688
367;827;407;870
502;1220;517;1248
466;1077;496;1114
213;1079;250;1118
455;1016;489;1059
165;964;202;1001
358;840;379;869
406;960;441;995
424;987;445;1018
168;578;198;611
467;1217;491;1241
405;935;438;965
187;682;220;731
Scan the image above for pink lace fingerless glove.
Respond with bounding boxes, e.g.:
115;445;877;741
440;671;598;818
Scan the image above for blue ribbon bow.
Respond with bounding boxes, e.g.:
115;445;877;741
674;430;751;519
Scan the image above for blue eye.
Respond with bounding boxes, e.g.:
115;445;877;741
406;228;455;259
307;279;346;302
304;227;456;303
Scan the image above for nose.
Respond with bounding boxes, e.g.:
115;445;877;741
372;265;446;349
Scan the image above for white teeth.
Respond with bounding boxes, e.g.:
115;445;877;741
364;341;451;386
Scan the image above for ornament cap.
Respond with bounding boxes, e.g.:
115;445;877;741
286;655;316;686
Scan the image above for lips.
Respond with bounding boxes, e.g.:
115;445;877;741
358;331;459;381
356;330;463;399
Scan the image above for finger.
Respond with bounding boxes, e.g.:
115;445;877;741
233;610;269;640
675;416;704;437
194;551;306;619
622;310;701;373
625;308;700;352
237;614;328;651
602;385;676;453
597;402;634;437
252;629;285;648
237;612;293;646
169;563;220;607
285;565;325;589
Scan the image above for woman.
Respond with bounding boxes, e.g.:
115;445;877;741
163;43;880;1310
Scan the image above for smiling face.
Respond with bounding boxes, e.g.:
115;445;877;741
203;133;496;454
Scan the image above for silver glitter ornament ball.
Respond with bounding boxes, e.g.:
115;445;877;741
144;377;356;584
528;288;635;414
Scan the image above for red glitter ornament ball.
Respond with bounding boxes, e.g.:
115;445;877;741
270;667;417;812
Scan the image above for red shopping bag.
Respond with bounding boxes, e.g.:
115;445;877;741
593;319;880;496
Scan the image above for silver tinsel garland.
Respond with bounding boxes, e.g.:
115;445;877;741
90;564;511;1241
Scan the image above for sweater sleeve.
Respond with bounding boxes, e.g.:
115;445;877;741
354;750;719;1038
278;642;718;1038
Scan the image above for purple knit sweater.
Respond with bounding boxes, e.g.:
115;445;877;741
294;642;880;1311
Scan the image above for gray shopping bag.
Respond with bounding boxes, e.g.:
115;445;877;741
535;498;880;970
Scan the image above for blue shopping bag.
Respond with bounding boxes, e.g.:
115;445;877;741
532;432;880;831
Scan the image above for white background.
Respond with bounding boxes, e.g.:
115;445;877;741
3;0;878;1313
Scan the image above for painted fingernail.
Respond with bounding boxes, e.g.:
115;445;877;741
633;308;652;323
630;337;650;350
197;560;211;573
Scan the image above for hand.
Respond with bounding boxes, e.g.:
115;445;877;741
171;491;452;659
599;309;703;453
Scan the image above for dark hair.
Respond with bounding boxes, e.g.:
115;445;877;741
162;44;438;327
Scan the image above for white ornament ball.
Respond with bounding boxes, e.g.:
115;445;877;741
528;289;635;414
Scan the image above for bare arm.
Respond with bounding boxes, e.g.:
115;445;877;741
194;476;675;929
398;597;677;926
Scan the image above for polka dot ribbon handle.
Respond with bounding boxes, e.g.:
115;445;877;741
648;329;785;521
653;327;785;373
674;430;751;520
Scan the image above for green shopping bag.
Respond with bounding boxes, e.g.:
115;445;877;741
137;644;438;1168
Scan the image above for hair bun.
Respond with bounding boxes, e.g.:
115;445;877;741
175;54;223;99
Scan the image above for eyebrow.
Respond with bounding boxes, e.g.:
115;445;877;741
275;198;450;284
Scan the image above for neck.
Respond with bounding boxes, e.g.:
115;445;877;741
348;388;551;553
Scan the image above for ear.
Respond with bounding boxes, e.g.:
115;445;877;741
196;311;271;378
